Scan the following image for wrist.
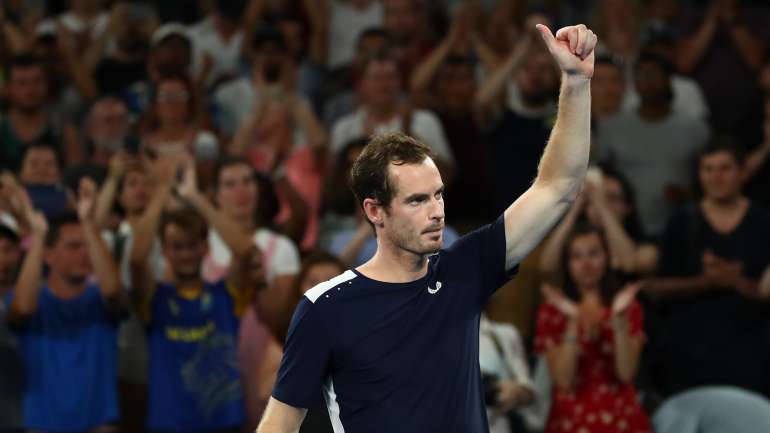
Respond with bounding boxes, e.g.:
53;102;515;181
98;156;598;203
562;74;592;88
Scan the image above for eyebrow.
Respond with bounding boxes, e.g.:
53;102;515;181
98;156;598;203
403;186;444;203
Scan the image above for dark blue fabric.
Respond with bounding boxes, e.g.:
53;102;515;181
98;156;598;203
274;215;516;433
9;284;119;432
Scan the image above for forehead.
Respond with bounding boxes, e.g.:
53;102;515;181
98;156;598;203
10;65;45;80
365;60;398;77
0;237;19;249
701;151;738;165
388;158;442;197
55;224;84;243
162;222;204;242
219;163;254;181
571;232;602;249
25;147;56;160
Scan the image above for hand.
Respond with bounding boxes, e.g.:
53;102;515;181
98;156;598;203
536;23;597;79
108;151;139;180
541;283;578;318
611;282;642;316
495;381;533;413
174;158;199;201
77;177;97;221
27;209;49;237
151;155;180;186
703;251;745;288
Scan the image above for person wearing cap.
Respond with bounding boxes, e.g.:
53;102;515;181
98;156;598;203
149;23;194;81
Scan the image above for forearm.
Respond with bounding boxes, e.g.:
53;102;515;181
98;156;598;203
538;207;579;277
744;142;770;181
185;191;252;257
64;50;99;99
597;205;637;272
83;220;123;302
410;39;452;93
303;0;328;65
275;177;309;245
294;99;327;153
473;35;500;72
9;235;44;320
730;25;765;70
474;49;522;110
547;320;580;390
130;184;170;264
612;314;640;383
534;76;591;198
94;175;119;229
675;20;717;74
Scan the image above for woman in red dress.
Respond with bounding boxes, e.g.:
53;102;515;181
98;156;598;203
535;224;651;433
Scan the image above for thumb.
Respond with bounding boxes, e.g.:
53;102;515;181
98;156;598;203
535;24;557;49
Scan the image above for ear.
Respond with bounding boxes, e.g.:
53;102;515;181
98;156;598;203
362;198;384;227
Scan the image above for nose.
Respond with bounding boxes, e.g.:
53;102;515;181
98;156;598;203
429;196;445;222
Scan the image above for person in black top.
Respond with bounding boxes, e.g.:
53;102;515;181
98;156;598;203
646;137;770;398
259;23;598;433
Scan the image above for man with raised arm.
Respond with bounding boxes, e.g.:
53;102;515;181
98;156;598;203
258;23;597;433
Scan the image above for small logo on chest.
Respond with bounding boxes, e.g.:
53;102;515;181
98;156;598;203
428;281;442;294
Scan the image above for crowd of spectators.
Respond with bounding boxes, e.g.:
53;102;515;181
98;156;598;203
2;0;770;432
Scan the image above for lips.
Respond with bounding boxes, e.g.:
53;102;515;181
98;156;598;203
423;226;443;235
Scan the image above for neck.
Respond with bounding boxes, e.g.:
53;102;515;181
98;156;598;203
363;237;429;283
11;107;45;123
48;272;86;300
366;104;398;122
703;195;746;212
158;121;187;135
638;102;670;121
174;274;203;288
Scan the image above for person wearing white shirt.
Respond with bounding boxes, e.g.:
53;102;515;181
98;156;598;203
327;0;384;69
480;314;537;433
330;54;455;174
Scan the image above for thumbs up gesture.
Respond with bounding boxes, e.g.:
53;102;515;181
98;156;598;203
536;24;598;79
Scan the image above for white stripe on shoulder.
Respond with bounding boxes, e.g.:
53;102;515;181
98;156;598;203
304;270;357;303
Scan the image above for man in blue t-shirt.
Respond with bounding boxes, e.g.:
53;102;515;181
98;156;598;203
258;23;597;433
6;185;125;433
130;158;261;433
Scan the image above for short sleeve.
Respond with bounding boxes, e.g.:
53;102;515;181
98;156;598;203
270;235;301;277
534;302;567;353
444;214;517;305
272;298;332;408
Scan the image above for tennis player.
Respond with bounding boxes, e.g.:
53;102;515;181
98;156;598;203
258;23;597;433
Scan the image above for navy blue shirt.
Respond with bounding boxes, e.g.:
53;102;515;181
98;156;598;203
273;216;516;433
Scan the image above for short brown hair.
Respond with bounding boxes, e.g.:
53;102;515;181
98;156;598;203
159;208;208;243
349;132;433;209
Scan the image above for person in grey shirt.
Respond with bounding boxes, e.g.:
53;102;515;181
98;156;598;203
598;51;709;237
654;387;770;433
